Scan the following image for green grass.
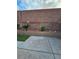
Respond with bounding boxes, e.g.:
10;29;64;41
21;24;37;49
17;34;30;41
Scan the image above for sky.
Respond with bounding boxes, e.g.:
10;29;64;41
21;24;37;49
17;0;60;10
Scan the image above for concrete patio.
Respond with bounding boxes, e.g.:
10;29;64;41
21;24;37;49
17;36;61;59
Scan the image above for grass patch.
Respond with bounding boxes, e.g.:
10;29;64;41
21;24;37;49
17;34;30;41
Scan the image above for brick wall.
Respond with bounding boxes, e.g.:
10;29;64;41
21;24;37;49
17;8;61;32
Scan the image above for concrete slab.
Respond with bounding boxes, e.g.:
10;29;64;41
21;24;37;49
54;54;61;59
17;36;61;59
17;41;24;48
48;37;61;54
17;48;54;59
17;36;52;53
